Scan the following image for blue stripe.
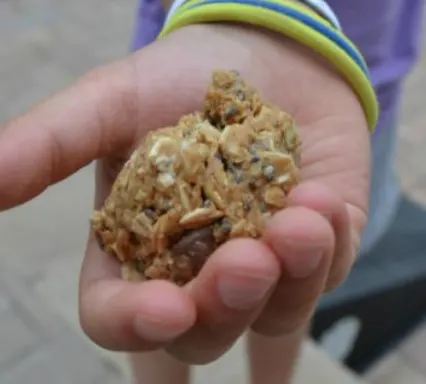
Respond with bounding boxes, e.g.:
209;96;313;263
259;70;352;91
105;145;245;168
187;0;370;77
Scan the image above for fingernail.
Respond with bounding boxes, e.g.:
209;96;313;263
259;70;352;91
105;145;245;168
284;249;324;278
217;273;275;310
134;316;182;342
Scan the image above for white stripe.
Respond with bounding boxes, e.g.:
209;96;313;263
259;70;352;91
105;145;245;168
165;0;342;31
165;0;187;24
299;0;341;30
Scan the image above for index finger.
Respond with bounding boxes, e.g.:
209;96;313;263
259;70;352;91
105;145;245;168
0;58;139;210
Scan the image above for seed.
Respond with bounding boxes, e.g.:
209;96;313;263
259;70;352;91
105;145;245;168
236;90;246;101
220;219;232;234
224;105;238;120
251;153;260;163
229;164;244;183
136;260;146;272
179;207;224;228
249;146;260;163
259;202;268;213
276;174;290;185
225;105;238;117
263;165;275;181
144;208;157;220
157;173;175;189
243;200;251;212
235;171;244;184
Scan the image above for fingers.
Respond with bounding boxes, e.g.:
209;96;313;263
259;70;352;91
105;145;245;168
252;181;362;336
89;164;279;362
287;181;356;290
252;205;334;336
80;182;357;355
167;239;280;364
79;237;197;351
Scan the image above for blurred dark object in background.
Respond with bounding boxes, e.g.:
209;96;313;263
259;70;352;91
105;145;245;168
311;196;426;373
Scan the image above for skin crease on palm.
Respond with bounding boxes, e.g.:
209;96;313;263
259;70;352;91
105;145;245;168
0;19;371;381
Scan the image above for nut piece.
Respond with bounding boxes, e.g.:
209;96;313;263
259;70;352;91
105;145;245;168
91;70;302;285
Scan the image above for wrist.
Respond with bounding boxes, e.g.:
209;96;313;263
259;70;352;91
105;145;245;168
160;23;367;127
159;0;377;131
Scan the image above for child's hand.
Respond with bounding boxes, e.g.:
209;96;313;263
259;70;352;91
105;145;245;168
0;24;370;364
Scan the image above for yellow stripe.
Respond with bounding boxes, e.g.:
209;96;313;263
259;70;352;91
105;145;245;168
166;0;369;71
172;0;332;26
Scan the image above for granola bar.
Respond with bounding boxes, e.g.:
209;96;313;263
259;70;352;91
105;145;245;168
91;70;302;285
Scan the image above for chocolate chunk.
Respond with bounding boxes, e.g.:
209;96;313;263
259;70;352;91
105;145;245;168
171;227;216;270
